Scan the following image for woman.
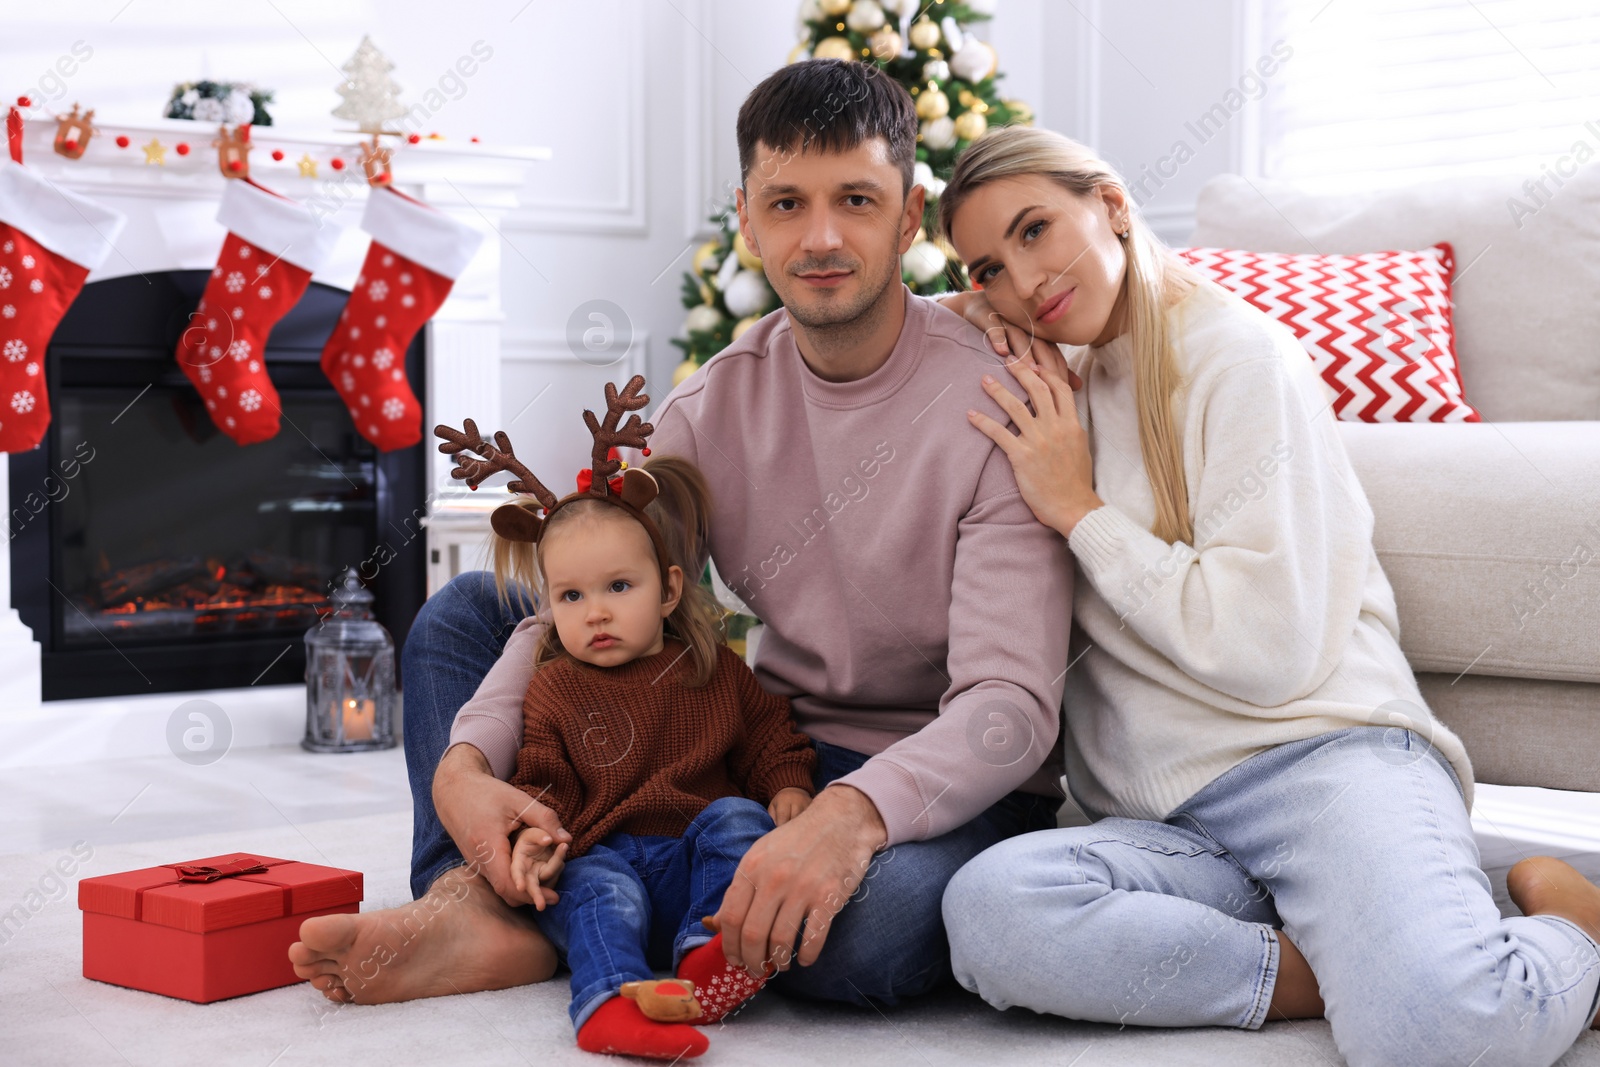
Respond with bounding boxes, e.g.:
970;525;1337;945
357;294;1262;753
933;125;1600;1067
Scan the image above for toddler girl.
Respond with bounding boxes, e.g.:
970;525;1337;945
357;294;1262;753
440;375;815;1061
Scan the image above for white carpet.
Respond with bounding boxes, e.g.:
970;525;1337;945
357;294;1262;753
4;810;1599;1067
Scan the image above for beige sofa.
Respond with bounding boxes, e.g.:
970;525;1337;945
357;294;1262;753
1188;169;1600;793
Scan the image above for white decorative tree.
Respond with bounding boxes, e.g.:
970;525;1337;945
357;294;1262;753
332;36;407;134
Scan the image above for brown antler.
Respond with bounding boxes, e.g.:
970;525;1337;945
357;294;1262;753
433;418;559;510
581;375;653;496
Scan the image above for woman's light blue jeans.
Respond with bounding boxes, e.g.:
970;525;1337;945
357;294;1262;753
943;726;1600;1067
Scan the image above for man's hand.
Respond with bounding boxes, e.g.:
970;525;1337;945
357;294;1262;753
432;742;572;907
767;787;812;826
715;784;888;977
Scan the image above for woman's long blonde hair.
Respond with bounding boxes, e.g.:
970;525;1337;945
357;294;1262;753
938;126;1197;546
489;454;726;687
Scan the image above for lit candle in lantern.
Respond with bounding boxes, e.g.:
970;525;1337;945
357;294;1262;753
340;698;375;742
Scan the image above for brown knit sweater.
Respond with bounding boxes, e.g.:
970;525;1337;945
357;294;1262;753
510;637;816;858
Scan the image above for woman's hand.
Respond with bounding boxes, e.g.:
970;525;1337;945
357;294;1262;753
768;787;812;826
968;358;1103;539
432;742;574;908
938;289;1084;389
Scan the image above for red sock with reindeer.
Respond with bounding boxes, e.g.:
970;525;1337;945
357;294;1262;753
321;186;483;451
576;995;708;1060
176;177;340;445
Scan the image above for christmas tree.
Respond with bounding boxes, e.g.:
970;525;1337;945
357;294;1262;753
332;36;408;135
672;0;1033;384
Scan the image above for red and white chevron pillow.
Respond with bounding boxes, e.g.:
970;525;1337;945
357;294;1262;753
1175;243;1480;423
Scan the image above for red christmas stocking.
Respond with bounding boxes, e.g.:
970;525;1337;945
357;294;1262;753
0;159;126;452
321;186;483;451
177;178;340;446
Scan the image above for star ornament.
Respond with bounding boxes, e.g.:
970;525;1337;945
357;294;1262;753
297;153;318;178
142;138;166;165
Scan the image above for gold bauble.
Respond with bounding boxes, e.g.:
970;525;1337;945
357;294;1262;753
673;358;701;387
731;315;762;342
908;16;940;50
915;88;949;121
733;232;762;271
787;41;811;65
1004;99;1035;126
868;27;902;60
820;0;851;13
812;36;855;62
692;240;721;277
699;281;714;305
953;110;988;142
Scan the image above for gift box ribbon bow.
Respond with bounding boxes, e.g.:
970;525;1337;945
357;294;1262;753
174;857;269;882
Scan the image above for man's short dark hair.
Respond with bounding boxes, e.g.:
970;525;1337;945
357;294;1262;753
736;59;917;196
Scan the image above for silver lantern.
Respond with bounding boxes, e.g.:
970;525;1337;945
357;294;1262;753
303;567;397;752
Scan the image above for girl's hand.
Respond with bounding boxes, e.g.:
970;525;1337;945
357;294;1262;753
768;787;812;826
510;831;568;911
969;359;1102;539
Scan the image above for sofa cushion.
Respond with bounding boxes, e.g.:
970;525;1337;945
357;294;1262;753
1191;168;1600;422
1338;419;1600;685
1176;243;1476;423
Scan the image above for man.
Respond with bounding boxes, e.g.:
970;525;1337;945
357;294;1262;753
291;59;1074;1009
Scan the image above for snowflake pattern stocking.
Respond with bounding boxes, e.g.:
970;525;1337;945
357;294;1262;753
177;178;340;445
0;160;126;452
321;187;482;451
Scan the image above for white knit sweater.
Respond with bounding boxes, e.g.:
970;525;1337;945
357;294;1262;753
1059;280;1474;821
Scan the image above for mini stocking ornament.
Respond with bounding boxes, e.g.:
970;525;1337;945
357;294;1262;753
177;178;340;445
0;159;126;452
321;186;483;451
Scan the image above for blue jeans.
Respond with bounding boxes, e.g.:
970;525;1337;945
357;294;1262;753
535;796;774;1031
944;727;1600;1067
403;571;1059;1005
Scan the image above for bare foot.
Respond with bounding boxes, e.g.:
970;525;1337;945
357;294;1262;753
288;865;557;1004
1506;856;1600;1028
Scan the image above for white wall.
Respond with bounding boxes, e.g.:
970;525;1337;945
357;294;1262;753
3;0;1259;486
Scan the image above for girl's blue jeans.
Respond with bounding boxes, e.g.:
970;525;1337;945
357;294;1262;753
944;726;1600;1067
534;796;773;1032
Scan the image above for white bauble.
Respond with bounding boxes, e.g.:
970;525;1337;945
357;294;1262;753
192;97;226;122
927;175;946;198
846;0;886;33
881;0;919;14
949;39;998;83
223;91;255;125
922;58;950;83
722;270;774;318
798;0;823;22
921;116;957;150
684;304;724;334
913;161;935;190
902;241;947;285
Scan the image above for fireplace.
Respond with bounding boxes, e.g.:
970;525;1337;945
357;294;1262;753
8;270;426;700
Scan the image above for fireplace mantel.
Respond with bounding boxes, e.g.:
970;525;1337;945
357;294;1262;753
0;117;547;760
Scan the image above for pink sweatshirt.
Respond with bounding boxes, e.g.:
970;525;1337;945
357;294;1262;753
449;287;1074;845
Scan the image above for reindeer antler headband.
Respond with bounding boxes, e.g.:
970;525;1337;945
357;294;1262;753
433;375;673;581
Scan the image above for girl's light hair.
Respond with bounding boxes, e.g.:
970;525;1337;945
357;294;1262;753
490;454;725;687
937;125;1198;546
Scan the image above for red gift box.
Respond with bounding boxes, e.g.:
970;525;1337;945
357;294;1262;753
78;852;363;1003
